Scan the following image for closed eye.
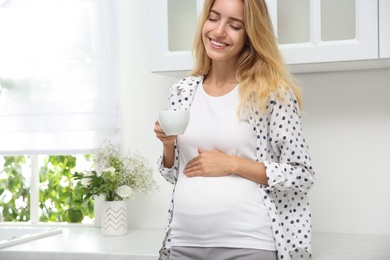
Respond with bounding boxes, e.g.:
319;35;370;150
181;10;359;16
230;25;241;30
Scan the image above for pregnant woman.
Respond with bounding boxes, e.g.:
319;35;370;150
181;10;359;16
154;0;316;259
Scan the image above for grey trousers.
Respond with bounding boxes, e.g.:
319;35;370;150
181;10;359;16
169;246;278;260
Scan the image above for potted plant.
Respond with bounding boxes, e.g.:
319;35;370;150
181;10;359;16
72;140;158;235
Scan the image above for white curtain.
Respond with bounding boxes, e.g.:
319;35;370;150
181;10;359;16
0;0;120;155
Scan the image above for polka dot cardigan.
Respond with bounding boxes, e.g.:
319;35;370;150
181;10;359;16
157;76;315;260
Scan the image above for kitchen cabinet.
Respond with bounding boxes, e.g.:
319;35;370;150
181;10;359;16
275;0;379;72
379;0;390;67
149;0;203;72
150;0;388;73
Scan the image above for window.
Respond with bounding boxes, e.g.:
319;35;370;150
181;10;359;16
0;0;120;223
0;0;120;154
0;154;93;223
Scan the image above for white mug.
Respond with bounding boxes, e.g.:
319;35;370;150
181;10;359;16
158;110;190;136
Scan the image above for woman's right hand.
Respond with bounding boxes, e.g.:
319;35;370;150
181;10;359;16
154;120;177;145
154;120;176;168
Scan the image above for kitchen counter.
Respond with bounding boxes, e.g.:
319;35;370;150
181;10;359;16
312;232;390;260
0;226;389;260
0;227;163;260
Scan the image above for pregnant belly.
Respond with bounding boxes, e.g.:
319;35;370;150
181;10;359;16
173;174;262;215
169;174;274;248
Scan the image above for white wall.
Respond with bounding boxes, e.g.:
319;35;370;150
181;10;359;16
116;0;181;229
119;1;390;236
296;69;390;236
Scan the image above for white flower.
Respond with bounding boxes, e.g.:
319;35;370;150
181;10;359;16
39;180;49;191
80;172;94;187
96;169;102;177
115;185;134;199
80;178;91;187
103;167;116;175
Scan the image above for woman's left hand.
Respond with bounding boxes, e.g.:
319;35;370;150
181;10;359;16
184;148;234;177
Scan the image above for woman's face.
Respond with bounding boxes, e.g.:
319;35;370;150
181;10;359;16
202;0;248;64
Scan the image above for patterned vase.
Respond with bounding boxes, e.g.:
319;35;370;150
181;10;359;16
101;200;128;236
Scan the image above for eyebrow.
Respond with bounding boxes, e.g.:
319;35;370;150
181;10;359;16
209;10;245;25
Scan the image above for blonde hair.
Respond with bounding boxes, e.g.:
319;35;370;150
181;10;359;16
191;0;302;113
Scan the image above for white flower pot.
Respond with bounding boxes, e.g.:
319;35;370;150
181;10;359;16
101;200;128;236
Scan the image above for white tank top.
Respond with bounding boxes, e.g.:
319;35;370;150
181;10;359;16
168;84;275;250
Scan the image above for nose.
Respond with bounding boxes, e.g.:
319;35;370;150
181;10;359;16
214;21;227;38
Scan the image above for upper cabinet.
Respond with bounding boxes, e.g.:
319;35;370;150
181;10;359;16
379;0;390;63
273;0;380;72
149;0;201;72
150;0;389;73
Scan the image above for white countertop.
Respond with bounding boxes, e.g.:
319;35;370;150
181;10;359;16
311;232;390;260
0;226;389;260
0;227;163;260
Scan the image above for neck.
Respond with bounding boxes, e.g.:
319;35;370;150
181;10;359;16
205;65;237;89
203;66;238;96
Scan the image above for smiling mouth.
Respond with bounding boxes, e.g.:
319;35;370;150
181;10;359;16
210;38;228;47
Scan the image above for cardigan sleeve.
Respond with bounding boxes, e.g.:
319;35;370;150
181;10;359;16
156;155;177;184
262;90;315;193
156;80;185;184
156;75;203;185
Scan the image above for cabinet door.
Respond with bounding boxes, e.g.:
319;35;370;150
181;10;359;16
379;0;390;59
149;0;203;72
276;0;378;65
